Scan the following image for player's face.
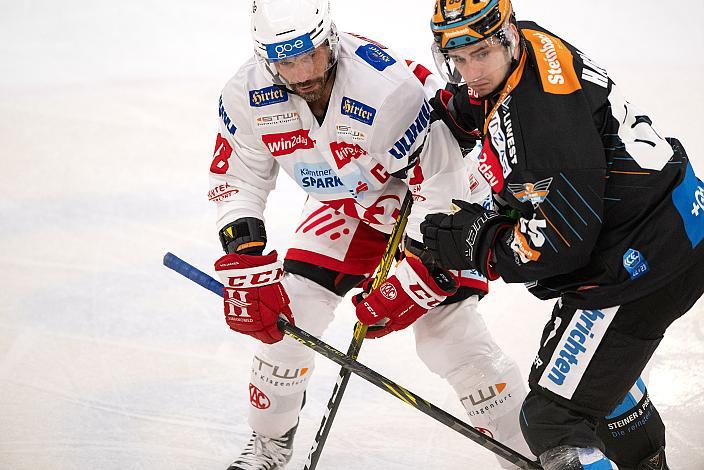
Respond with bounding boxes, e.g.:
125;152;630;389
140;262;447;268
274;44;332;102
448;26;519;97
449;42;512;97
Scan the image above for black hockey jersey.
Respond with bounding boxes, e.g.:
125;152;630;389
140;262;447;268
440;21;704;308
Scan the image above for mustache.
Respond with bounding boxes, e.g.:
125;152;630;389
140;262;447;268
291;78;324;88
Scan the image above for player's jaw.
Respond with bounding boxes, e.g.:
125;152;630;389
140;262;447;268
289;76;327;102
274;44;334;102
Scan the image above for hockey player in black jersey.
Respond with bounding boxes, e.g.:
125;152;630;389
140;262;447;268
420;1;704;469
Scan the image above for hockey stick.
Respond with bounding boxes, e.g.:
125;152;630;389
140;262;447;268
162;253;543;469
304;190;413;469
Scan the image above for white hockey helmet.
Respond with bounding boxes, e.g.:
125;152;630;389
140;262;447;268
250;0;339;85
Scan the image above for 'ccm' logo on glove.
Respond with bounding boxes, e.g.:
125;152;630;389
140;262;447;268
221;265;285;288
215;251;294;344
354;257;457;339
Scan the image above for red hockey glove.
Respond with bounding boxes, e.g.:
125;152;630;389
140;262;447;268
354;256;457;339
214;251;294;344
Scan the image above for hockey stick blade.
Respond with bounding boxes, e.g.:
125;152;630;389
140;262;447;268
162;253;543;470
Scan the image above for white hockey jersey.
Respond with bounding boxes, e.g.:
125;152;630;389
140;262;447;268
208;32;490;246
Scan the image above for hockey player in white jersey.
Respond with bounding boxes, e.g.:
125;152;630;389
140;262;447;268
209;1;532;468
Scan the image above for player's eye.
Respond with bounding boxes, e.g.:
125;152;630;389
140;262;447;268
471;49;490;60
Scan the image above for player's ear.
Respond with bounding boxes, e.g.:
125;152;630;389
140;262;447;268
509;24;520;59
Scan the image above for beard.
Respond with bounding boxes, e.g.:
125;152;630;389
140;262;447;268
289;76;327;102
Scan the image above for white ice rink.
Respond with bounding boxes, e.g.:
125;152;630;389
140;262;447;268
1;0;703;468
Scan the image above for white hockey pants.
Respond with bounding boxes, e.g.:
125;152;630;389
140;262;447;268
246;274;533;467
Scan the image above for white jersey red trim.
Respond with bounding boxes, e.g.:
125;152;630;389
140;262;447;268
209;32;491;292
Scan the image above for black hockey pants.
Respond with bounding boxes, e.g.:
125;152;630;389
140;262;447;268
520;258;704;467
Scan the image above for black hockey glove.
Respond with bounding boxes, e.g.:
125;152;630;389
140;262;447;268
429;88;480;150
420;199;513;279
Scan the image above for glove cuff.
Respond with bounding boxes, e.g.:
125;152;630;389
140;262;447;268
396;257;458;309
476;221;511;280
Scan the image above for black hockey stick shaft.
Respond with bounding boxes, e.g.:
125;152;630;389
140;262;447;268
162;253;542;469
305;191;412;469
279;318;542;470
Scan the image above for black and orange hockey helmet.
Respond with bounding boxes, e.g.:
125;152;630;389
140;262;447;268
431;0;514;52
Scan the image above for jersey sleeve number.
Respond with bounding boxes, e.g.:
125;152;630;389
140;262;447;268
210;133;234;175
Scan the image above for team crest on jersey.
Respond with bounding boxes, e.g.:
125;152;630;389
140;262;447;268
249;384;270;409
249;86;288;107
341;97;376;126
355;44;396;71
508;178;553;208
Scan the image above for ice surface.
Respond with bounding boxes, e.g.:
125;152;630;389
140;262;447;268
1;1;703;469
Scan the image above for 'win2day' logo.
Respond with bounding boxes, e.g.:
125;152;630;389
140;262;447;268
262;129;314;157
249;86;288;107
341;97;376;126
